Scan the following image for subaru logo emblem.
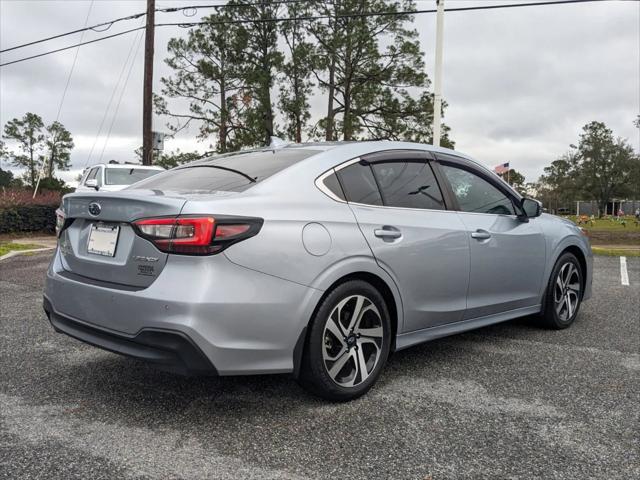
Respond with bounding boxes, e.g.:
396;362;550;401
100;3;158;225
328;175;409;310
88;202;101;216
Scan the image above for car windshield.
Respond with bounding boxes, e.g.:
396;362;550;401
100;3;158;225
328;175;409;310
129;148;320;192
105;168;161;185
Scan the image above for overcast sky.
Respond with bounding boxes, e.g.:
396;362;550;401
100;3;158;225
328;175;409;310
0;0;638;186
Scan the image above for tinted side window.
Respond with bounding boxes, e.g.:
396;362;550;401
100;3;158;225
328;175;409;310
336;162;382;206
371;161;444;210
440;164;515;215
321;172;346;201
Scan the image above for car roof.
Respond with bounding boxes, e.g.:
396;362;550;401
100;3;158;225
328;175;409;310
86;163;164;170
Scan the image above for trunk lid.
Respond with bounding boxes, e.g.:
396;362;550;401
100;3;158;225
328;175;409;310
58;190;188;288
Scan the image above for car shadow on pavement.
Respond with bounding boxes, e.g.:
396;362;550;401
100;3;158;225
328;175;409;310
43;315;542;417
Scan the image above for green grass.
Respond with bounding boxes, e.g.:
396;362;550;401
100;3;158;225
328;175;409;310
592;246;640;257
0;243;42;257
565;215;640;231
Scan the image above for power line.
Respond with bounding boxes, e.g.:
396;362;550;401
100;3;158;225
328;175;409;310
158;0;632;28
0;11;146;54
157;0;308;13
0;0;307;54
98;30;145;164
1;0;635;68
32;0;94;198
0;26;145;67
55;1;95;122
85;25;145;169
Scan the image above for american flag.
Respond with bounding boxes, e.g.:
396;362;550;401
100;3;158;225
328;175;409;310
494;162;510;175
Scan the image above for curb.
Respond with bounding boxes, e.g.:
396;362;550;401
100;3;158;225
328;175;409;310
0;247;55;262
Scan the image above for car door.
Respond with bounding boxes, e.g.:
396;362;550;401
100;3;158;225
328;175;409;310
76;166;98;192
333;150;470;332
434;153;547;319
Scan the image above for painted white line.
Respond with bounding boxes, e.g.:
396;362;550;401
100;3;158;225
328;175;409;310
620;256;629;286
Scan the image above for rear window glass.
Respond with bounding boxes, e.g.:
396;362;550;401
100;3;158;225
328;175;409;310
105;168;161;185
130;148;320;192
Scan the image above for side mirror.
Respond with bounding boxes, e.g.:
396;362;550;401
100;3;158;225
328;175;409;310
85;178;99;191
521;198;542;219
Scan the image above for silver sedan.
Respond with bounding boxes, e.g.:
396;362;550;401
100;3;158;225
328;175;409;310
44;141;592;400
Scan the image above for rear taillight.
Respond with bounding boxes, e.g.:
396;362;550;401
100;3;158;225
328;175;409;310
55;209;65;237
132;215;262;255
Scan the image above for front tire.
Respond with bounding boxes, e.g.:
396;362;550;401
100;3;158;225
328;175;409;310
299;280;391;401
540;252;583;329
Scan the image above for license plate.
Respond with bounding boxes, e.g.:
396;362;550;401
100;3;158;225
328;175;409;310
87;223;120;257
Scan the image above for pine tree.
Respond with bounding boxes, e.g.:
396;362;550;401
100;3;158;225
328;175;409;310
2;112;45;187
155;11;248;153
44;121;74;178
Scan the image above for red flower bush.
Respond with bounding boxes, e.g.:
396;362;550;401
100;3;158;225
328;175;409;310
0;188;62;209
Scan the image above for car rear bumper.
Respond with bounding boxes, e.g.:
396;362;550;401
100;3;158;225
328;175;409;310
43;297;216;376
44;248;322;375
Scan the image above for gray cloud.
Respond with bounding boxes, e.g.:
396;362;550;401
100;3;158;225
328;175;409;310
1;0;638;186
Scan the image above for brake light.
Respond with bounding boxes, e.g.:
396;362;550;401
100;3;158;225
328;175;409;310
55;208;65;237
132;215;262;255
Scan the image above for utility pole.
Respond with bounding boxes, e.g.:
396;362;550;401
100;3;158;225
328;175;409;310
142;0;155;165
432;0;445;147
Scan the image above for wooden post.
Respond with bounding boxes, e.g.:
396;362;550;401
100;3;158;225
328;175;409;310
142;0;155;165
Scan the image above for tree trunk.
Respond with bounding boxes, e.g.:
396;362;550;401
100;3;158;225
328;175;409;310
219;77;227;153
325;56;336;141
29;147;35;187
261;42;274;146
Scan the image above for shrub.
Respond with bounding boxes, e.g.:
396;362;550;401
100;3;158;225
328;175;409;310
0;188;61;233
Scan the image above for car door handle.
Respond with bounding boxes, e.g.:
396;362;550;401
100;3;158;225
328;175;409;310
374;226;402;239
471;230;491;240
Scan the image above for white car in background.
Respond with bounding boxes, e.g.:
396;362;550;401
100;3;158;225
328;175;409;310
76;162;164;192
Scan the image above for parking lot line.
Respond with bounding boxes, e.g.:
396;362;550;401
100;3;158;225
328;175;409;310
620;256;629;286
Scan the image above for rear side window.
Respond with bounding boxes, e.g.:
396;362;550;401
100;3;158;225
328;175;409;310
106;168;161;185
440;164;515;215
320;172;346;201
130;148;320;192
371;161;444;210
336;162;383;206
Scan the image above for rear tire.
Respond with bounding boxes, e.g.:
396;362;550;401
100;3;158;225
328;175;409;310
540;252;583;329
298;280;391;401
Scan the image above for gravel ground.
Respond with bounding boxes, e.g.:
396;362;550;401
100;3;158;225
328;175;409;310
1;252;638;480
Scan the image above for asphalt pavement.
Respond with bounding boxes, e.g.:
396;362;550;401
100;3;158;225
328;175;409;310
1;252;638;480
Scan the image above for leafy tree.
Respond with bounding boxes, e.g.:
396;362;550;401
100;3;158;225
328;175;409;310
134;146;205;169
0;167;15;187
307;0;452;145
536;121;639;215
278;1;315;143
154;150;204;170
2;113;45;188
37;176;72;193
573;121;637;216
232;0;284;146
156;11;249;153
44;121;74;178
497;168;525;192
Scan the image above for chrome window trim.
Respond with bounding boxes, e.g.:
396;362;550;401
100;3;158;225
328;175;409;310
315;169;346;203
315;156;449;214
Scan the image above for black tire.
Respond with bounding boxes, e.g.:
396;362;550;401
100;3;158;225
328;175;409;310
540;252;583;329
298;280;392;401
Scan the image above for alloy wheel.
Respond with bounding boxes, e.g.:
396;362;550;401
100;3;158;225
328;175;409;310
553;262;581;322
322;294;384;387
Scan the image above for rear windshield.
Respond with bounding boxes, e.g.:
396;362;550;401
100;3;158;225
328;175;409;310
105;168;161;185
129;148;320;192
